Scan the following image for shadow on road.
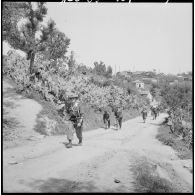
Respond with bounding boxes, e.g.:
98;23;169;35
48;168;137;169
26;178;100;192
148;122;161;126
110;127;118;131
62;142;81;147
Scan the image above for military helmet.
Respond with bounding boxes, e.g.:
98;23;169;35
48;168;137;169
67;92;79;99
69;95;79;99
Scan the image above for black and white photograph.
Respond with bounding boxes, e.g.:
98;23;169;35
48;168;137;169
2;1;193;193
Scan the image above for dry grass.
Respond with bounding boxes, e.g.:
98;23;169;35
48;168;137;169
3;114;21;141
156;125;192;160
24;91;71;135
131;157;176;193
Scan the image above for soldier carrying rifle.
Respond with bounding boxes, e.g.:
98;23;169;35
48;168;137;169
65;94;84;148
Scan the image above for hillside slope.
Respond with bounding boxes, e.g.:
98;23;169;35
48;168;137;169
3;79;43;149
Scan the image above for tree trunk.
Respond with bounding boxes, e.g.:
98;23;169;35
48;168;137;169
30;52;35;74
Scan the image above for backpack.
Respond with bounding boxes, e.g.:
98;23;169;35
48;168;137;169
103;112;110;120
71;104;81;118
115;109;123;118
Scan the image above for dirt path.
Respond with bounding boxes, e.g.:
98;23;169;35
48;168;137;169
3;113;192;192
3;80;43;148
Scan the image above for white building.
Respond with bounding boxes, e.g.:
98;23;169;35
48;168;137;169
132;80;144;89
140;90;153;102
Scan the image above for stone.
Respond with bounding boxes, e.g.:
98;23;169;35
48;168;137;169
114;179;120;183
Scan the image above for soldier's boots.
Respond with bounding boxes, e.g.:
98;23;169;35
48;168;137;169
78;139;82;146
66;139;82;148
66;140;72;148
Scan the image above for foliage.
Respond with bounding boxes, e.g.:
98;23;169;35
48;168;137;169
159;82;192;146
67;51;76;72
4;50;149;115
106;65;113;78
3;2;70;73
93;61;106;76
89;75;111;87
2;2;27;40
76;64;92;75
160;83;192;115
92;61;113;78
150;83;160;98
112;75;138;95
41;28;70;61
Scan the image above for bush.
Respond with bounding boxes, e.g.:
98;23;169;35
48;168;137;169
132;157;176;193
159;82;192;146
4;50;150;134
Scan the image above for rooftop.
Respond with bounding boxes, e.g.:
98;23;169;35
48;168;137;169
132;80;143;83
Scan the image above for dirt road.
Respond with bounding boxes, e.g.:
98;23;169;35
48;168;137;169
3;113;192;192
3;79;43;149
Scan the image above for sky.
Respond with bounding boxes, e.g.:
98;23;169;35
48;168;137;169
3;2;192;74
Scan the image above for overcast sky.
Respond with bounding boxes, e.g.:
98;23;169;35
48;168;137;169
3;2;192;74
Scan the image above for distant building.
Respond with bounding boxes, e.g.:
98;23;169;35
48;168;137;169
132;71;144;76
184;77;192;81
151;79;158;83
119;71;132;78
177;75;184;81
142;78;157;84
144;71;156;77
142;78;151;84
139;90;153;102
132;80;144;89
169;81;178;86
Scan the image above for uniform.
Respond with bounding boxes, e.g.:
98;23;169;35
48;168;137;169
114;108;123;129
66;98;84;148
151;107;157;120
167;116;174;133
103;111;110;129
141;108;147;123
156;107;160;116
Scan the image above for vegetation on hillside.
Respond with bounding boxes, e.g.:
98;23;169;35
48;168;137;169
159;82;192;148
3;49;149;135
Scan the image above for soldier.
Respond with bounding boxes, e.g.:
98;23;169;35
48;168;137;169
114;107;123;130
151;106;157;120
66;94;84;148
167;115;174;133
103;110;110;129
156;106;160;116
141;107;148;123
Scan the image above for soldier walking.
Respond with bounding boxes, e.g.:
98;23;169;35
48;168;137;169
103;110;110;129
114;107;123;130
141;107;148;123
66;94;84;148
151;106;157;120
